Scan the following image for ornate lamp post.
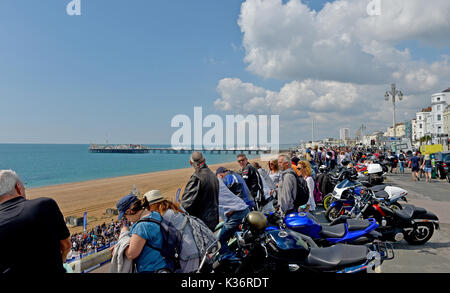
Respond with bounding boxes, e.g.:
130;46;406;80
385;83;404;138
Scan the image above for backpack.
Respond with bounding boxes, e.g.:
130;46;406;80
313;180;323;203
136;212;218;273
135;216;183;273
179;214;218;272
282;169;310;209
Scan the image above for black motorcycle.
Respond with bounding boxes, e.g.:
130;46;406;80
353;189;439;245
208;212;393;273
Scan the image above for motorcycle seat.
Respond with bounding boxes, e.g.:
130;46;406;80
413;207;427;216
370;185;389;192
319;224;346;238
394;205;415;221
307;244;369;269
346;219;371;231
374;190;389;199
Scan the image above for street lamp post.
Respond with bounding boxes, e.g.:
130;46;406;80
385;83;404;138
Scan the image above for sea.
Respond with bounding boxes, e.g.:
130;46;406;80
0;144;296;188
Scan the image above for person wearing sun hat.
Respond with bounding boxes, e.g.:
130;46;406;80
112;193;168;273
142;189;215;273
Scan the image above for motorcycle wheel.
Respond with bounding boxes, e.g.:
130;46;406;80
325;206;342;222
322;194;333;210
405;223;434;245
389;202;402;210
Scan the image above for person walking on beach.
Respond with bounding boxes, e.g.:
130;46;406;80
181;152;219;231
237;154;265;210
0;170;71;273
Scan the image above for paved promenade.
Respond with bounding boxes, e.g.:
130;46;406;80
379;170;450;273
92;169;450;273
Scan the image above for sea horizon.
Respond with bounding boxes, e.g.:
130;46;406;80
0;143;298;189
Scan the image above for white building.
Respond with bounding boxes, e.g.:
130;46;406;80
339;128;350;141
416;107;432;139
444;105;450;137
411;119;418;141
384;126;394;137
395;123;406;137
430;88;449;138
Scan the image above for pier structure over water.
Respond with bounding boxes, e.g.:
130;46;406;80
88;144;284;155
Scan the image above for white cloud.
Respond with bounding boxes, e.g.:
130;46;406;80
213;77;444;139
238;0;450;87
213;0;450;140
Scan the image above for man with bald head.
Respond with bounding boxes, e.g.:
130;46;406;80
0;170;71;273
181;152;219;231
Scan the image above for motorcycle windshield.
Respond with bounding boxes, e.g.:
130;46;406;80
336;180;359;189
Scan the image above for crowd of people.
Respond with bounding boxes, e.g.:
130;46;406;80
0;150;364;273
0;146;436;273
67;220;123;260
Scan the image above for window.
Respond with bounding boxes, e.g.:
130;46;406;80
420;123;422;129
438;115;441;121
437;97;441;101
437;105;441;111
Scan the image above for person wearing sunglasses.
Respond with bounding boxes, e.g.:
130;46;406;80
237;154;265;211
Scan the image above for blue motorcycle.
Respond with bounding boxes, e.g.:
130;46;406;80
210;211;394;273
325;185;364;222
267;211;381;247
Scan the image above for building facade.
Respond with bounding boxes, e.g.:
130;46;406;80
444;105;450;136
339;128;350;141
430;89;449;137
416;107;432;140
395;123;406;137
411;119;418;141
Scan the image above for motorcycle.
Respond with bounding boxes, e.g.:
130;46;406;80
350;189;440;245
266;211;381;247
321;168;359;210
325;182;408;222
209;211;393;273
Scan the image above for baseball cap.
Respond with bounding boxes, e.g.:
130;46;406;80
215;167;228;175
116;194;139;220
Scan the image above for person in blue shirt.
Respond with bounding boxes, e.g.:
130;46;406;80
116;194;168;273
216;176;250;261
216;167;256;211
410;152;421;182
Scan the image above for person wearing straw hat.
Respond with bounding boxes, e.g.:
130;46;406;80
114;193;168;273
143;190;216;273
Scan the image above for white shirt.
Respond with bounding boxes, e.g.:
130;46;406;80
305;176;316;212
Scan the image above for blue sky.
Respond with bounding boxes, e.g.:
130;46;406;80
0;0;449;144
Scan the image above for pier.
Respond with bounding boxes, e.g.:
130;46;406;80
88;144;283;155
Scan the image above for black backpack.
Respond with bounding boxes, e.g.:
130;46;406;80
135;216;183;272
283;169;310;209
